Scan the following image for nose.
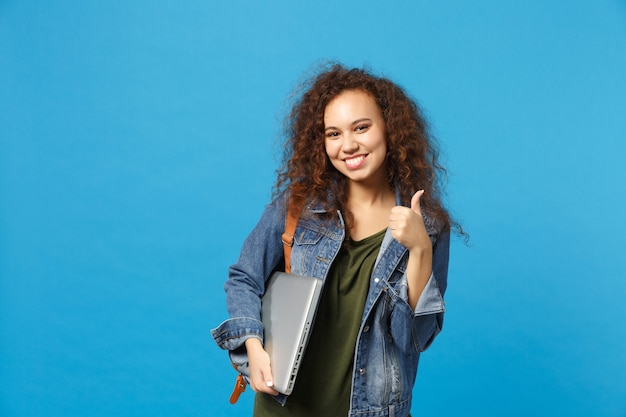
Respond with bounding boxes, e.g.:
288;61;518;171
341;133;359;154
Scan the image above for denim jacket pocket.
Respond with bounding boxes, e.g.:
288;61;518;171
291;224;344;276
293;226;324;246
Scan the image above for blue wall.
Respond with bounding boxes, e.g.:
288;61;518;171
1;1;625;416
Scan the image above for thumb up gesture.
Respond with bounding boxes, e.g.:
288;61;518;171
389;190;432;253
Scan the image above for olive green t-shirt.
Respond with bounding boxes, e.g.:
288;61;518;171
254;228;386;417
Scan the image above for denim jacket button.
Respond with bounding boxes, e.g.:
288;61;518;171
363;325;370;333
374;277;380;283
358;368;365;375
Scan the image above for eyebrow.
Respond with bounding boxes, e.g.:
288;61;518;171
324;118;372;131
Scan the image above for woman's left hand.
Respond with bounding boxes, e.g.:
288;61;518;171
389;190;434;309
389;190;431;252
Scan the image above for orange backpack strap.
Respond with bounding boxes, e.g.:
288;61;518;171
281;200;300;274
229;363;247;404
281;197;304;273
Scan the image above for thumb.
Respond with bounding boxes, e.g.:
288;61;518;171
260;367;278;394
411;190;424;213
260;364;275;389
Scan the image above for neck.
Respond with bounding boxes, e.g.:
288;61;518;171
347;180;395;208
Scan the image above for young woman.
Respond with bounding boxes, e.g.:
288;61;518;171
212;64;460;417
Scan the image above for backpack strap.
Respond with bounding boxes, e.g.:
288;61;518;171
229;364;247;404
281;200;300;274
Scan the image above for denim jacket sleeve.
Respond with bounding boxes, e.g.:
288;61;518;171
210;192;288;370
390;229;450;353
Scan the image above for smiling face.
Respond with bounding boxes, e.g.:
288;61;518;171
324;89;388;187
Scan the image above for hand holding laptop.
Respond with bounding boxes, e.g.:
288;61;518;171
245;338;279;395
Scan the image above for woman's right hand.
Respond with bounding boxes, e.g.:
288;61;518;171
244;338;279;395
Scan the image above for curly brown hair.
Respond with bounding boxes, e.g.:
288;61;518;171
274;63;462;238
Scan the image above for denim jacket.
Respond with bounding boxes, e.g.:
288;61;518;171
211;190;449;417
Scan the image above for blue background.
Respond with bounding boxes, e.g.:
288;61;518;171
2;1;625;416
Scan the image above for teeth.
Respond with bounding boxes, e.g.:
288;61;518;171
345;155;365;167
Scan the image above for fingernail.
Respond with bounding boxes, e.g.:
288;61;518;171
266;381;274;387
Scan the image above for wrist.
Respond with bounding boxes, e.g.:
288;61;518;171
408;245;432;257
244;337;263;352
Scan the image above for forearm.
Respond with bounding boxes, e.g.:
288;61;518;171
406;246;433;310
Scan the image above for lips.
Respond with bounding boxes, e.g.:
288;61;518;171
344;155;366;169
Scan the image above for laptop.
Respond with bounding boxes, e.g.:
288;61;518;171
261;271;323;395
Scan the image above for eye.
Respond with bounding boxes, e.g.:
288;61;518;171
355;124;370;132
325;131;340;138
